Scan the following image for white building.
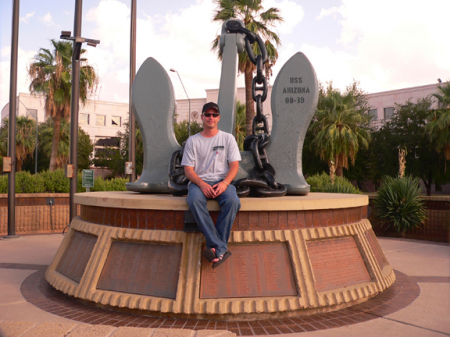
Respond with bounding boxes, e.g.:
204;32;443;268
2;82;445;158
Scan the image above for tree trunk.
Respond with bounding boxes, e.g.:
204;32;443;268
245;68;254;136
16;158;22;172
336;165;344;177
49;114;61;171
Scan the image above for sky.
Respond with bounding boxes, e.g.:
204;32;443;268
1;0;450;111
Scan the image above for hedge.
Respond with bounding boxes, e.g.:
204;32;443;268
0;169;127;193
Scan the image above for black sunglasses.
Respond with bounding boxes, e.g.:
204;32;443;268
203;112;220;118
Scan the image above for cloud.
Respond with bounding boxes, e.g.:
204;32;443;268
20;11;35;23
316;7;339;20
0;47;36;111
39;12;59;27
264;0;304;34
303;0;450;93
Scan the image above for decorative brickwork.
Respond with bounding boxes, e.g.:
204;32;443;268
79;206;366;231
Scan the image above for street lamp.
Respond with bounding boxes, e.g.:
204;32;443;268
170;69;191;137
60;0;100;222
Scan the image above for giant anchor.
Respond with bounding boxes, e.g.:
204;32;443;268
126;20;318;195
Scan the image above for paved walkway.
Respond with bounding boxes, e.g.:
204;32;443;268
0;234;449;337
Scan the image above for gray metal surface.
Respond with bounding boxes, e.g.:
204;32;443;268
267;52;319;195
126;57;180;193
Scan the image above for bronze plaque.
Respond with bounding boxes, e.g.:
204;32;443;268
307;237;371;292
97;241;182;299
200;243;298;299
365;229;389;269
56;231;97;283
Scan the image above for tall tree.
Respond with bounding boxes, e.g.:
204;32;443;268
426;82;450;161
212;0;283;136
309;83;371;177
390;98;450;195
28;40;98;171
38;118;93;170
0;117;36;171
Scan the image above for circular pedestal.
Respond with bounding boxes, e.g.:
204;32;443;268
46;192;395;320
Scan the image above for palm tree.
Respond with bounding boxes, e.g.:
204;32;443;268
0;117;36;171
426;82;450;160
309;85;371;177
39;118;93;170
28;39;98;171
235;100;246;150
212;0;282;136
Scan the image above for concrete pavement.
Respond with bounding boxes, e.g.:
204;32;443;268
0;234;449;337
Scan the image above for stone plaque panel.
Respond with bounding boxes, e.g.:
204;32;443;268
97;241;182;299
56;231;97;283
307;237;371;292
365;229;389;269
200;243;298;299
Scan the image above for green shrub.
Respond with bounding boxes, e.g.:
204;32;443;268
15;171;45;193
0;175;8;193
41;169;70;193
374;176;426;235
0;169;130;193
306;172;361;194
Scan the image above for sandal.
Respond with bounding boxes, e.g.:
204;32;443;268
212;251;232;269
203;248;216;262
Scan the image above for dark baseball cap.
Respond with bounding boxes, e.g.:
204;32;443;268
202;102;220;114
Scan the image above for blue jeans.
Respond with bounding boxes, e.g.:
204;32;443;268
186;181;241;257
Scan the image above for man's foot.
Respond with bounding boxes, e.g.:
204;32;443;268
203;248;216;262
212;251;232;269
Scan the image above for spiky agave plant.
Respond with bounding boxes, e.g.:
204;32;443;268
374;176;427;236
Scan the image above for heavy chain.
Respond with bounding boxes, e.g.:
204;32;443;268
168;21;286;197
168;142;189;196
226;20;287;198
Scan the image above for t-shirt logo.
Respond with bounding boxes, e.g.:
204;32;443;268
213;145;224;154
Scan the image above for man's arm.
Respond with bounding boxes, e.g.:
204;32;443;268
212;161;239;197
184;166;216;198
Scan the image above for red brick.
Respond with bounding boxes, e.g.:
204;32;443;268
348;207;361;223
210;211;219;226
174;211;184;231
238;211;249;231
304;210;313;228
278;211;288;229
129;210;138;228
259;211;269;230
268;212;278;230
334;208;346;225
137;210;146;229
122;209;130;228
164;211;175;230
154;211;165;229
146;210;155;229
362;205;368;219
288;211;297;229
248;211;259;230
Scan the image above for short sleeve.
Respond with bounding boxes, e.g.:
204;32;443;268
227;134;241;162
181;137;195;167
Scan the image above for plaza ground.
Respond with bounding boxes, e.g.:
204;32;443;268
0;234;449;337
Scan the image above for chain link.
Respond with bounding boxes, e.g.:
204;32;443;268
226;20;287;198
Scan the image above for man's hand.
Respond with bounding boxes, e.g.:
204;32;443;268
200;182;216;198
212;181;228;197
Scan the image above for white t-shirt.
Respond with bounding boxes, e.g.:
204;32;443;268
181;130;241;182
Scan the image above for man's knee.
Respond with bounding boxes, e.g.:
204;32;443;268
223;195;241;211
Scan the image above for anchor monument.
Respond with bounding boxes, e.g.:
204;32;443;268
45;20;395;320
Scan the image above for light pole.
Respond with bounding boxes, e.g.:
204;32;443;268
128;0;136;182
5;0;20;239
170;69;191;137
60;0;100;222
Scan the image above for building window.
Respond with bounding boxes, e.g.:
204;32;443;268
79;113;89;125
26;109;38;120
96;115;106;126
384;107;395;120
369;109;377;121
111;116;121;127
